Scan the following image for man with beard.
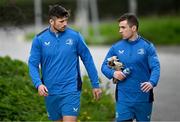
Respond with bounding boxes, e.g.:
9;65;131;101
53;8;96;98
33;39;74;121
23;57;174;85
28;4;102;122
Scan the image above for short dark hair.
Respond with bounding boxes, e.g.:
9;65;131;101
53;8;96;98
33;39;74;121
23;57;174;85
118;13;139;30
48;4;70;19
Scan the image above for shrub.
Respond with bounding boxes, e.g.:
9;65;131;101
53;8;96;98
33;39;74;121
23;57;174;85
0;56;48;121
0;56;115;121
79;76;115;121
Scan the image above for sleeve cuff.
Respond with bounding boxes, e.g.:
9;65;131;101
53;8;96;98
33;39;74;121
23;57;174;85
149;81;156;87
35;82;42;89
91;82;100;88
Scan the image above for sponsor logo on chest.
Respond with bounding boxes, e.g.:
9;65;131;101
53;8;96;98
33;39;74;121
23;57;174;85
66;38;73;45
137;48;145;55
118;49;124;54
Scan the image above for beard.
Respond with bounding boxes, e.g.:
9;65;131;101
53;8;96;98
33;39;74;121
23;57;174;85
53;25;66;32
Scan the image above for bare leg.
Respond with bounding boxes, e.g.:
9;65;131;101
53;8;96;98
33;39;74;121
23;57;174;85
63;116;77;122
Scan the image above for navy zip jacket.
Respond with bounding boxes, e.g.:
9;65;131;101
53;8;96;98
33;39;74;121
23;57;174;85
28;27;99;95
101;36;160;102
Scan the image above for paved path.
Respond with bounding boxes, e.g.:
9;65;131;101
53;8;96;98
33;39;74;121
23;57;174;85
0;27;180;121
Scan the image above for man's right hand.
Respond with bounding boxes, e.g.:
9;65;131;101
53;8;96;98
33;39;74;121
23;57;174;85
113;71;125;81
38;84;48;96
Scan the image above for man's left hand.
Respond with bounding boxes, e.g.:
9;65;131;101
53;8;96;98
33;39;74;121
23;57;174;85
141;82;153;92
92;88;102;100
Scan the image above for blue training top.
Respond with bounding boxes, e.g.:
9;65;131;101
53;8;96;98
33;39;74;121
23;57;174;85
101;36;160;102
28;27;99;95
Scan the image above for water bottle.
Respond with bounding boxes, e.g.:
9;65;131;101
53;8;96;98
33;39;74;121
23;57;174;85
121;68;131;78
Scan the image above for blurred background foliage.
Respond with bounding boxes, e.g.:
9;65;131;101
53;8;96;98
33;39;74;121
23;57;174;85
0;0;180;25
0;0;180;45
25;17;180;45
0;56;114;121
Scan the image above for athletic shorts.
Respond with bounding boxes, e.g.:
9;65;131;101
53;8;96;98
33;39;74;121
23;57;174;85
45;91;81;121
116;102;152;122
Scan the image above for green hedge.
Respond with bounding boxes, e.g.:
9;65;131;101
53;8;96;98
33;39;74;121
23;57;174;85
89;16;180;45
139;16;180;45
0;56;115;121
25;16;180;45
0;56;48;121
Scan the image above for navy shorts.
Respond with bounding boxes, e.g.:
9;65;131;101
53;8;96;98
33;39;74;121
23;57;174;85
45;91;81;121
116;102;153;122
